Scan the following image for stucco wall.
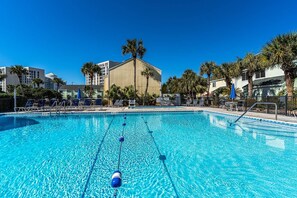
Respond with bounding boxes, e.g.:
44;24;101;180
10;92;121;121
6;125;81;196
109;59;161;95
209;79;226;93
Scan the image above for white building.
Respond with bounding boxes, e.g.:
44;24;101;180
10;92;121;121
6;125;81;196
210;66;296;97
45;73;58;90
0;66;45;92
85;61;119;85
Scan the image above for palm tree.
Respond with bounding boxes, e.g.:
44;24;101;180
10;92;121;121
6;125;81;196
180;69;204;99
262;33;297;98
213;62;240;91
165;76;180;94
81;62;101;98
32;78;44;88
238;53;268;98
200;61;216;97
53;77;65;91
141;67;154;105
10;65;28;95
122;39;146;99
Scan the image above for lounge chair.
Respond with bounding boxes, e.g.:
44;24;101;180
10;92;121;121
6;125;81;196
193;99;198;106
93;98;103;110
15;99;36;111
37;99;46;111
94;98;102;106
113;100;120;106
199;98;205;107
83;99;93;109
129;99;136;108
186;99;192;106
237;100;245;111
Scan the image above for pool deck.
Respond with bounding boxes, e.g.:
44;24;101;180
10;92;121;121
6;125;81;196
90;106;297;124
3;106;297;124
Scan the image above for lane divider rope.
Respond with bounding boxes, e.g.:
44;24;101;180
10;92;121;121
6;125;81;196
112;114;127;197
81;115;115;198
141;116;179;198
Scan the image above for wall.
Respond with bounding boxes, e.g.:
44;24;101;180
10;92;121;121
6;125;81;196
109;59;161;95
209;79;226;93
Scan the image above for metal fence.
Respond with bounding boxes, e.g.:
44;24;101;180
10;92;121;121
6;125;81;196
0;97;27;112
209;95;297;116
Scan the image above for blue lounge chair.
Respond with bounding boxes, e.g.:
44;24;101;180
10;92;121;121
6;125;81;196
16;99;37;111
94;98;102;106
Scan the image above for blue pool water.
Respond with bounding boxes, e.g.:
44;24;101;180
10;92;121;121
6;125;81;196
0;112;297;197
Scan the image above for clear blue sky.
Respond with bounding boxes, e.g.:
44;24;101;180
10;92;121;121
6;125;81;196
0;0;296;84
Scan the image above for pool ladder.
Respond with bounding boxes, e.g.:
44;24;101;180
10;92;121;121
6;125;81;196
233;102;278;124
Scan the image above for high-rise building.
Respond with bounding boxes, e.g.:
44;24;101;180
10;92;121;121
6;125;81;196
0;66;45;92
85;61;120;85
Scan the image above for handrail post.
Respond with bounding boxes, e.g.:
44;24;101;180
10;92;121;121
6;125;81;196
233;102;278;124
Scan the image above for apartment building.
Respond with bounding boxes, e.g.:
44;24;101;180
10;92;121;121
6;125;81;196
85;61;120;86
104;58;162;95
0;66;45;92
210;66;297;97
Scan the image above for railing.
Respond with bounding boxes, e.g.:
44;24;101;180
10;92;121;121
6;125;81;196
233;102;278;124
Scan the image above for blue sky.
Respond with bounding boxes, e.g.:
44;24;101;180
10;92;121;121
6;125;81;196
0;0;297;84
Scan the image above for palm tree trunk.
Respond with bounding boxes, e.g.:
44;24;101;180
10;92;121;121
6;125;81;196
144;76;149;105
133;58;137;99
248;76;253;98
226;78;232;91
285;71;294;100
90;77;93;98
17;75;25;96
207;75;210;97
207;75;210;106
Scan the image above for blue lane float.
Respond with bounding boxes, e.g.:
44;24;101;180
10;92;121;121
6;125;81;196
111;170;122;188
119;136;124;142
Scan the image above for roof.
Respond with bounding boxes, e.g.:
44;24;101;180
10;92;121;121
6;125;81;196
109;58;161;73
59;85;103;91
243;75;285;88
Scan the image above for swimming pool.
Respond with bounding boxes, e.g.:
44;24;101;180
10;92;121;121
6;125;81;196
0;111;297;197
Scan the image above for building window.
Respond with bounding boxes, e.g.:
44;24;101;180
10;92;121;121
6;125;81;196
212;82;216;87
256;70;265;78
242;71;247;81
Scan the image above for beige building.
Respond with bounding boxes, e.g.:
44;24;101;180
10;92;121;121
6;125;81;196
104;58;162;96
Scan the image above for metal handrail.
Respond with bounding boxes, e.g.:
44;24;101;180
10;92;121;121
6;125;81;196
233;102;278;124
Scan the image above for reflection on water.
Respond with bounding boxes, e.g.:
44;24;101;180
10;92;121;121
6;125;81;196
207;113;297;151
0;117;39;132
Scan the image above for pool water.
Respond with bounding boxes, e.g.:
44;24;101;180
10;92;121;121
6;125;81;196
0;112;297;197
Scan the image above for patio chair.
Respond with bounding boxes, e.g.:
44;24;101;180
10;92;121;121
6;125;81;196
129;99;136;108
113;100;120;106
93;98;103;110
118;100;123;107
50;99;58;107
193;99;198;106
186;99;192;106
83;99;92;109
37;99;46;111
94;98;102;106
15;99;36;111
199;98;205;106
237;100;245;111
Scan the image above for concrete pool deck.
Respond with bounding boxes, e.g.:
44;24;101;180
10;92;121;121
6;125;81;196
99;106;297;124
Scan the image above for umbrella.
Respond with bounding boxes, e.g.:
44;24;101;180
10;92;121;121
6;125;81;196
77;89;82;100
230;84;236;100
